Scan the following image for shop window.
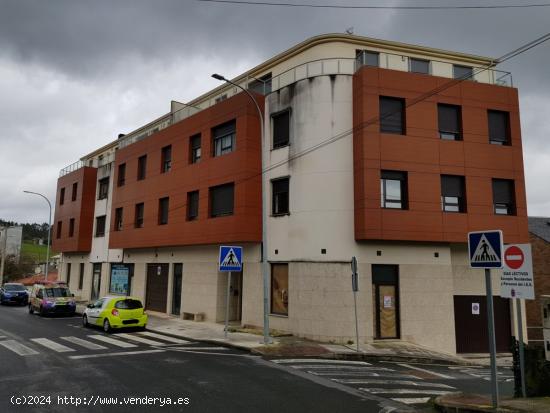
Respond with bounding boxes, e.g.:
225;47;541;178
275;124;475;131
271;263;289;316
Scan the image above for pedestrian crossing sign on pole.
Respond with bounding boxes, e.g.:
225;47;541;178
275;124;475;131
468;230;503;269
219;246;243;272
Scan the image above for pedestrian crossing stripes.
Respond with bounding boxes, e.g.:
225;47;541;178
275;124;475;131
115;333;170;346
0;340;39;356
60;336;107;350
137;331;190;345
30;338;75;353
88;334;138;348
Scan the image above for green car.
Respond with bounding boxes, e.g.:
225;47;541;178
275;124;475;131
82;296;147;333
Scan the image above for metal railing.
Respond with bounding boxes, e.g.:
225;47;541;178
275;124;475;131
59;160;85;177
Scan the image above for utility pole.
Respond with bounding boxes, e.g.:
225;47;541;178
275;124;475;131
0;227;7;286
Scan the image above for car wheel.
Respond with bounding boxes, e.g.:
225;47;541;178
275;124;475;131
28;305;34;314
82;315;89;327
39;306;45;317
140;325;147;331
103;319;111;333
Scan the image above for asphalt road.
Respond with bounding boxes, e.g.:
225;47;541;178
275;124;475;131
0;304;514;413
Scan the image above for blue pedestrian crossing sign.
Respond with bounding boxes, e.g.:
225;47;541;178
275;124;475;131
219;246;243;272
468;230;503;269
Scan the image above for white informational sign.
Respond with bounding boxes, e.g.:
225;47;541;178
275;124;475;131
500;244;535;300
383;296;393;308
472;303;480;315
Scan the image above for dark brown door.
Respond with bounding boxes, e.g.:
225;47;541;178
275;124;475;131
146;264;169;312
454;295;512;353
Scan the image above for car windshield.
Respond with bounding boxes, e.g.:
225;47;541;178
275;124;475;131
44;288;71;298
4;284;26;292
114;299;143;310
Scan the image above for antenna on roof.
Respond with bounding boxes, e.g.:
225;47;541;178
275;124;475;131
345;27;354;35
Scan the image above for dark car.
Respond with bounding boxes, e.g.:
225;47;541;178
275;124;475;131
0;283;29;306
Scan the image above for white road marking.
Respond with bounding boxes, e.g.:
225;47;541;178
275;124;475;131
271;359;371;366
309;371;417;379
87;335;138;348
69;349;165;360
398;363;454;379
30;338;75;353
0;340;39;356
289;365;391;371
360;388;452;395
392;397;431;405
0;335;7;339
137;332;190;345
172;346;228;351
332;379;455;389
60;336;107;350
115;333;169;346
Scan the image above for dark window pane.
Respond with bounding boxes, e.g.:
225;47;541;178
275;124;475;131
187;191;199;220
57;221;62;239
135;203;144;228
379;96;405;135
114;207;123;231
95;216;106;237
213;120;236;157
272;178;289;215
190;134;201;164
98;178;109;200
137;155;147;180
72;182;78;201
66;263;71;286
358;50;379;67
438;104;462;140
210;183;234;217
410;58;429;74
488;110;510;145
453;64;473;80
158;197;169;225
60;188;65;205
273;110;290;149
161;145;172;173
441;175;466;212
271;263;288;316
381;170;407;209
78;263;84;290
248;73;272;95
492;179;515;215
118;163;126;186
69;218;75;237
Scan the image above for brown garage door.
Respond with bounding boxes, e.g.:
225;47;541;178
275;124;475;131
454;295;512;354
146;264;169;312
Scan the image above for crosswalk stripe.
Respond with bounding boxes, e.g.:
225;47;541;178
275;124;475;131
69;349;165;360
309;371;417;379
0;340;39;356
290;365;392;371
30;338;75;353
332;379;455;389
359;388;452;395
392;397;431;405
136;332;190;345
173;346;228;351
272;359;371;365
87;335;138;348
398;363;454;379
115;333;168;346
60;336;107;350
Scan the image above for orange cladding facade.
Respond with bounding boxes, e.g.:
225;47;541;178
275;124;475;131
353;66;529;244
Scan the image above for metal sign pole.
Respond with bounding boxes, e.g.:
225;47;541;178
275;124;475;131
485;268;499;409
353;291;359;353
351;257;360;352
516;298;527;398
225;271;232;339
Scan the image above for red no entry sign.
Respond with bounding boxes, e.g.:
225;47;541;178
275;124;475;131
504;245;524;269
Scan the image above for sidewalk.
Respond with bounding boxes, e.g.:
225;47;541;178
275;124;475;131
434;393;550;413
145;313;479;365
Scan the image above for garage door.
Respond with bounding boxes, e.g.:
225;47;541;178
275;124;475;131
145;264;169;313
454;295;512;354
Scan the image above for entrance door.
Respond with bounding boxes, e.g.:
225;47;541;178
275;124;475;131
172;264;182;316
454;295;512;353
228;271;243;321
372;265;400;339
146;264;169;313
91;263;102;301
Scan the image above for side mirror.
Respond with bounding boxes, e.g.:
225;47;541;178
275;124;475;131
86;304;94;309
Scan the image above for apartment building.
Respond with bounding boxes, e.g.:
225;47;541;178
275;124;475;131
52;33;528;355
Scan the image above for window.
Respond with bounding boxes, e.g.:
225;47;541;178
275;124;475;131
56;221;62;239
187;190;199;221
60;188;65;205
492;179;516;215
135;203;144;228
66;263;71;287
190;134;201;164
271;263;289;316
98;177;109;200
215;94;227;103
161;145;172;173
380;170;408;209
213;120;236;157
357;50;379;67
379;96;405;135
158;197;169;225
210;183;234;217
410;58;430;74
69;218;75;237
95;216;106;237
488;110;510;145
78;263;84;290
453;64;473;80
137;155;147;180
248;73;272;95
272;110;290;149
272;177;289;215
438;104;462;140
117;163;126;186
71;182;78;201
114;207;123;231
441;175;466;213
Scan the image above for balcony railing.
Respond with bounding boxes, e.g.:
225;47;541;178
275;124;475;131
59;160;85;177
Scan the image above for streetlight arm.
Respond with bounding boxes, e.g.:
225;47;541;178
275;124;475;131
23;190;52;282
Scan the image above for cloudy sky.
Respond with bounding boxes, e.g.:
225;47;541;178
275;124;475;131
0;0;548;224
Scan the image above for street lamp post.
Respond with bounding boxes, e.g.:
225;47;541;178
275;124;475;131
211;73;272;345
23;191;52;282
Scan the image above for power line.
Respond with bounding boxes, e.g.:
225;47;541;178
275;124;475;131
197;0;550;10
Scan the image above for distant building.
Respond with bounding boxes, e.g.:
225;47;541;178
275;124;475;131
1;226;23;263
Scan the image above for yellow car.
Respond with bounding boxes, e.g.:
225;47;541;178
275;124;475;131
82;296;147;333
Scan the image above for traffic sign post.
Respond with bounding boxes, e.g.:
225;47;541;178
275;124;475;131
468;231;503;409
219;246;243;339
501;243;535;399
351;257;359;353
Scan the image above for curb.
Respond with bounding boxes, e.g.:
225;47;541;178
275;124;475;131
433;394;521;413
325;352;480;366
